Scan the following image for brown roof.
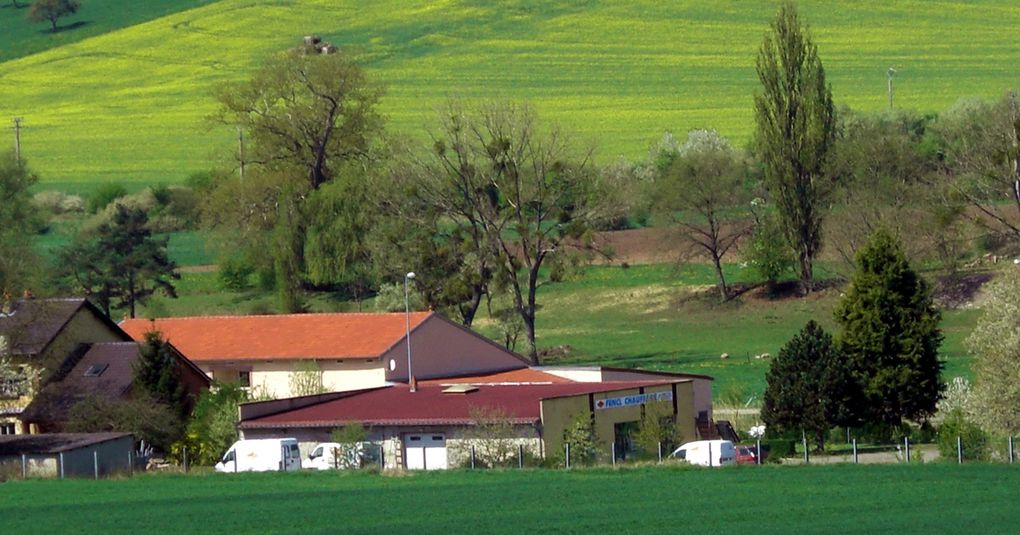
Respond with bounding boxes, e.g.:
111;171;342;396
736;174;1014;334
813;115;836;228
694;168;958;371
421;368;573;386
0;433;133;455
120;312;434;362
0;299;125;357
240;380;683;429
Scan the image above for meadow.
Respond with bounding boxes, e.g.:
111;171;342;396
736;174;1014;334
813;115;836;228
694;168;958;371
2;464;1018;533
3;0;1020;190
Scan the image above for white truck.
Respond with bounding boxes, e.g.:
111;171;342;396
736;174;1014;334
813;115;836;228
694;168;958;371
303;442;365;470
215;438;303;473
670;440;736;467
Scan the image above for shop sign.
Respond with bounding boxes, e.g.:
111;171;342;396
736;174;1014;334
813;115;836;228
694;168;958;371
594;391;672;410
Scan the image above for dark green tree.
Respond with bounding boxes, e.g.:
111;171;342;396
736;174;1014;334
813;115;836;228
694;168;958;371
27;0;80;32
133;331;188;419
761;320;855;451
834;229;944;427
58;205;179;318
0;152;41;296
754;1;836;294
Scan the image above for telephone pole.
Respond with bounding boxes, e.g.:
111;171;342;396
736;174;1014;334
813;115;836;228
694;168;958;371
886;68;896;110
12;117;23;164
237;127;246;180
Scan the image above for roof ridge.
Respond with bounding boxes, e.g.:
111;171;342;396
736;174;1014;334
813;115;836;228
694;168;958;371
124;310;434;322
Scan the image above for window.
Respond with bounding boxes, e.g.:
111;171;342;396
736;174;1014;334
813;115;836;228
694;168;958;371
310;446;323;459
83;364;109;377
238;371;251;388
0;423;15;435
223;450;235;463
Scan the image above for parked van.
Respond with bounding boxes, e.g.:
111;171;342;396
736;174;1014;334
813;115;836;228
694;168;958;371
670;440;736;467
215;438;302;473
303;442;365;470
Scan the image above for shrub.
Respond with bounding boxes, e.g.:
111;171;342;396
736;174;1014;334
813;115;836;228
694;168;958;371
747;211;794;291
330;423;368;469
87;183;128;214
559;412;599;466
32;190;84;215
218;256;255;291
937;408;989;461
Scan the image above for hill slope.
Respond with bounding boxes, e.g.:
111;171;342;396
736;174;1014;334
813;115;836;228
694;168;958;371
3;0;1020;190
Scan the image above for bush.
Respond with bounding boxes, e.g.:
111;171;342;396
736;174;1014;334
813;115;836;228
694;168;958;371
32;190;84;215
760;439;795;463
937;409;989;461
747;211;794;291
87;183;128;214
218;256;255;291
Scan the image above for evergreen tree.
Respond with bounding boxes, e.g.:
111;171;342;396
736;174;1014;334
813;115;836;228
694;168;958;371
761;320;850;451
754;1;836;294
835;229;944;427
133;331;188;419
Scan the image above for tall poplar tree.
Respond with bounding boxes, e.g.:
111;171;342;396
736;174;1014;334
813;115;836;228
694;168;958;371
835;229;944;427
754;1;836;294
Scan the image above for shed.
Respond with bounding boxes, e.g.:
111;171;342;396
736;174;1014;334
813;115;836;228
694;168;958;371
0;432;135;478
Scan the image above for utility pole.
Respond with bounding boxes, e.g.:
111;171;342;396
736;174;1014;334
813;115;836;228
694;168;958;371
886;68;896;110
237;127;246;180
12;117;23;164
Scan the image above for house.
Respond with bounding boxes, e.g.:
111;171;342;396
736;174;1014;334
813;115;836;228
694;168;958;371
0;432;135;478
238;378;699;470
19;341;210;434
120;312;532;398
0;298;132;435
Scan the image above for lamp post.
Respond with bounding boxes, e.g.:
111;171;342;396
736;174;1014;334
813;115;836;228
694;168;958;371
405;272;416;392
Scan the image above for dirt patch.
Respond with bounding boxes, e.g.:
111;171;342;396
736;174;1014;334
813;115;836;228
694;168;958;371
933;271;995;309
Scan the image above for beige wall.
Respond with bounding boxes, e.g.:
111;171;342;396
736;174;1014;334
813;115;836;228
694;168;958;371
540;382;696;459
384;315;527;382
205;360;387;399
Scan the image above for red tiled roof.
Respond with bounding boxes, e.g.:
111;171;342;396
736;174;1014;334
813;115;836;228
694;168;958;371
240;381;682;428
120;312;433;362
421;368;573;386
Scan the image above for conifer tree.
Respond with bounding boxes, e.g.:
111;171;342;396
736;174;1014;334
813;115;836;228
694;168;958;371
835;229;944;427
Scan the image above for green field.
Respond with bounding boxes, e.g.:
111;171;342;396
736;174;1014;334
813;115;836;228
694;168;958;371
138;263;979;397
0;0;218;63
3;0;1020;189
2;465;1018;533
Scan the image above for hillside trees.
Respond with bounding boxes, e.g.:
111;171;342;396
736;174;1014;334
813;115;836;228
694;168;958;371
211;49;384;310
966;267;1020;434
834;229;944;427
656;130;753;301
0;151;41;297
57;205;179;318
761;321;857;451
27;0;80;32
402;101;616;362
754;1;836;294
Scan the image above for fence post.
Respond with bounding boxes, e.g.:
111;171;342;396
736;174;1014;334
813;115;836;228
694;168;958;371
802;436;809;464
852;438;858;465
756;439;761;465
518;444;524;469
904;437;910;464
708;442;713;467
470;445;475;469
957;436;963;464
94;451;99;480
611;442;616;467
1009;436;1015;464
565;443;571;470
657;442;662;464
128;449;133;475
22;453;27;479
59;452;65;480
379;444;385;471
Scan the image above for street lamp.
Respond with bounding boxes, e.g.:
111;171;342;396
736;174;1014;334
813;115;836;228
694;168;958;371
404;272;416;392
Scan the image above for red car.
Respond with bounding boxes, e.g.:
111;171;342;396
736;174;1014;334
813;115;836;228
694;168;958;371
735;445;758;465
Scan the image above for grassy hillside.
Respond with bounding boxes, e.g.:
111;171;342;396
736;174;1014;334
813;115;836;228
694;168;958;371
3;0;1020;190
3;465;1019;533
0;0;218;62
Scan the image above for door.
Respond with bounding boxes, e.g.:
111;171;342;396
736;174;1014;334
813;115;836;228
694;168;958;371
281;443;302;471
405;434;448;470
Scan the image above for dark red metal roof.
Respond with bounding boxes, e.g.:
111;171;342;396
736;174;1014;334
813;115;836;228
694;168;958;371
240;380;682;429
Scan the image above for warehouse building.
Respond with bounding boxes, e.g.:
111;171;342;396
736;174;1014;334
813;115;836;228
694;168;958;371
237;376;698;470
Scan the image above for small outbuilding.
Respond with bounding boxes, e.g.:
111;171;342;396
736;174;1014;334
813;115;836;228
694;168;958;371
0;432;135;478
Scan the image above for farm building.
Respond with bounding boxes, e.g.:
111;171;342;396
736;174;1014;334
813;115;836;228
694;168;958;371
120;312;533;398
0;432;135;478
20;341;209;434
237;369;708;470
0;298;133;435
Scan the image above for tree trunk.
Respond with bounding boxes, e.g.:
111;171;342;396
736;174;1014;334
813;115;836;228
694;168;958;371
49;17;58;32
814;430;826;453
711;252;729;301
128;273;136;319
458;285;483;327
798;251;813;295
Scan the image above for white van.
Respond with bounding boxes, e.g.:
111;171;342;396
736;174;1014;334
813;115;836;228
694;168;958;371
670;440;736;467
304;442;365;470
215;438;303;473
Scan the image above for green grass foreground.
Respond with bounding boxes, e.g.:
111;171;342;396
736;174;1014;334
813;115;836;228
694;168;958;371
2;464;1017;533
3;0;1020;187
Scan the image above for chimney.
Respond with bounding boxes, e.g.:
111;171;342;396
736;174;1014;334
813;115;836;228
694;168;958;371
410;375;418;392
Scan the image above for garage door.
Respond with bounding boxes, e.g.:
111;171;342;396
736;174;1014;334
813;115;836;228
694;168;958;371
405;434;448;470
